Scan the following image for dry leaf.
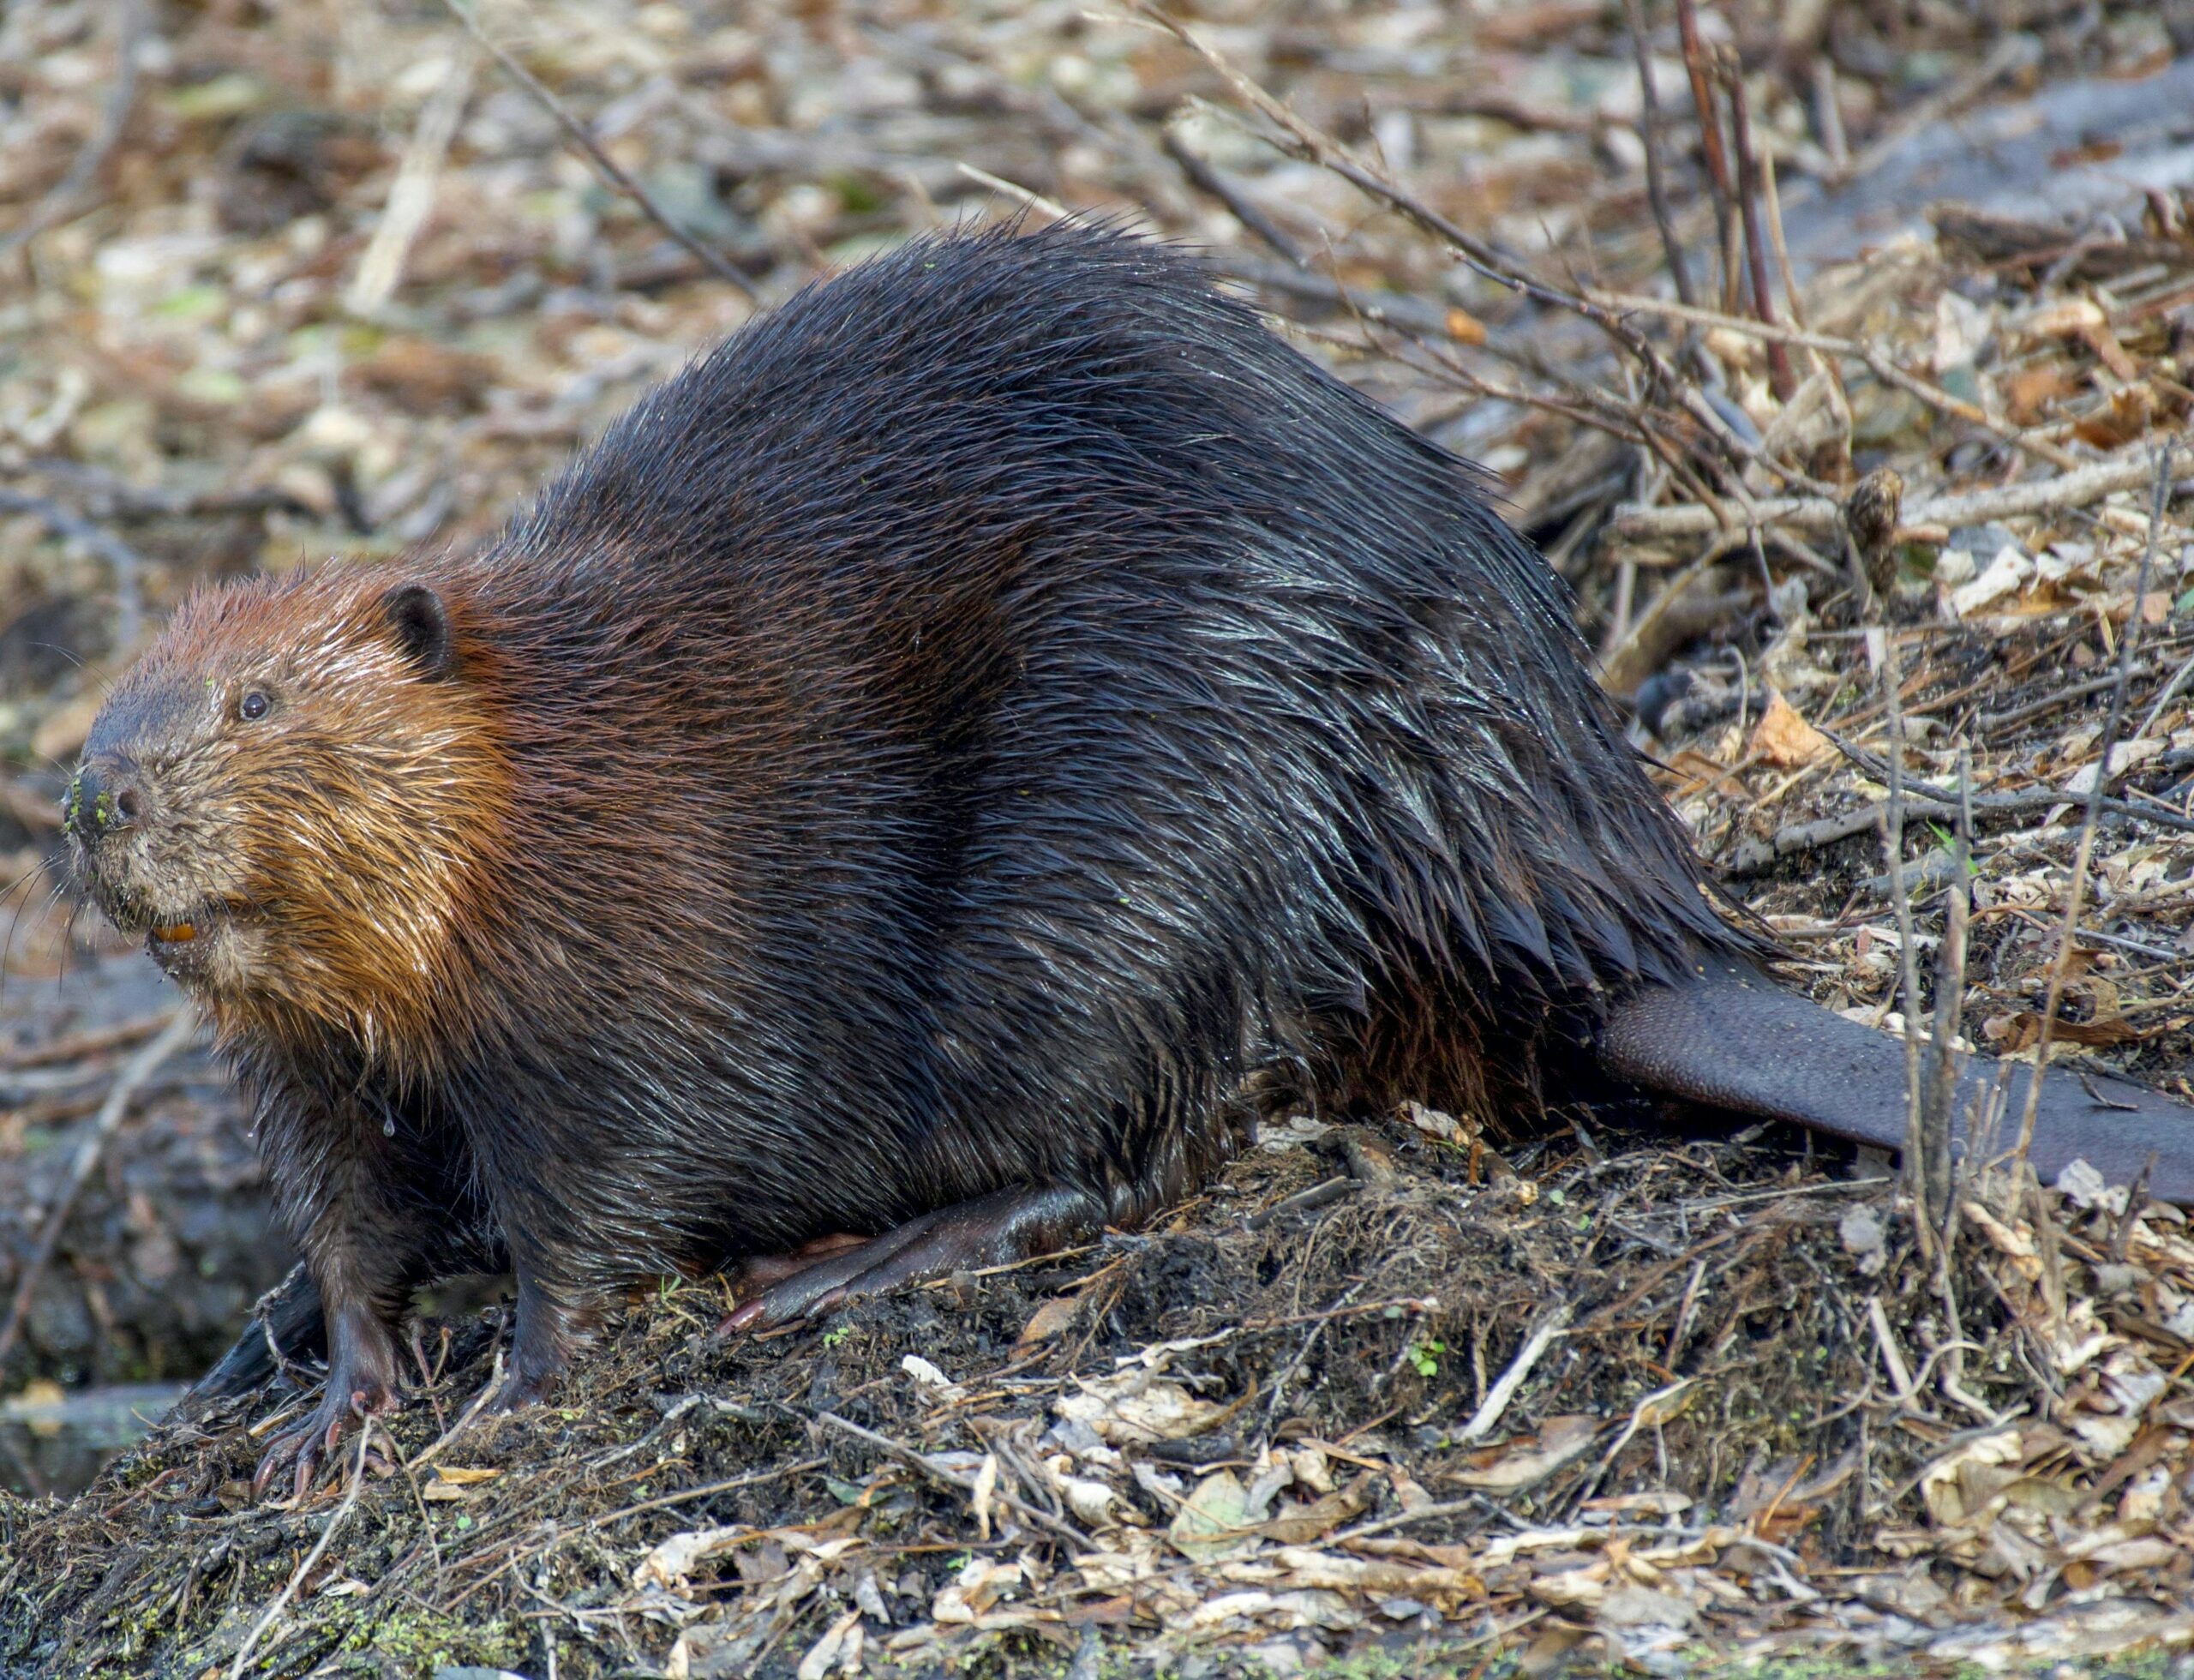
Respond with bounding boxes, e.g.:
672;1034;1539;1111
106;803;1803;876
795;1609;862;1680
1747;688;1831;768
1056;1367;1246;1443
1445;1414;1601;1491
1919;1427;2024;1527
932;1558;1022;1623
1996;1010;2143;1051
1259;1473;1376;1543
1170;1469;1259;1561
633;1525;750;1590
1445;307;1487;345
1016;1294;1081;1347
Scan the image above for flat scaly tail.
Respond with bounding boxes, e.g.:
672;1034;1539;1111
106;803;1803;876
1597;958;2194;1203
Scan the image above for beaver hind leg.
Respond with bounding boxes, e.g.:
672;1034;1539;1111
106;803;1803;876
719;1185;1107;1333
1598;958;2194;1200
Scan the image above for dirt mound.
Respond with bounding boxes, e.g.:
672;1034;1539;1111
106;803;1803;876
15;1103;2176;1679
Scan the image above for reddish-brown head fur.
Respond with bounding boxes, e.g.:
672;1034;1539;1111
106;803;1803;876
67;564;510;1072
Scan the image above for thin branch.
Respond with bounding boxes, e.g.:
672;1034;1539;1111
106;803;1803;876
2133;645;2194;741
1873;609;1931;1260
1723;785;2194;876
1135;3;1702;424
1811;57;1849;176
1455;1300;1573;1445
0;488;147;653
1161;124;1306;267
1620;0;1695;308
1612;449;2161;540
1841;33;2041;186
0;0;144;259
0;1010;195;1369
1921;747;1972;1235
227;1420;379;1679
955;163;1073;223
2015;447;2173;1167
1587;289;2086;474
437;0;757;299
1673;0;1738;305
1722;52;1795;399
812;1409;1092;1550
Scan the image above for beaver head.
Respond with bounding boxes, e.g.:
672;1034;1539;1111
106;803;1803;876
66;567;507;1063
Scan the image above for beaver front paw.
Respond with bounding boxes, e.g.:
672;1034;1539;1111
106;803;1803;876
252;1376;399;1502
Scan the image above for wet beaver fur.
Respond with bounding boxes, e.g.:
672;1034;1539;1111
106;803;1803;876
68;224;2194;1492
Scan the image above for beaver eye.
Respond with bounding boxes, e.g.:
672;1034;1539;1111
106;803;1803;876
238;688;273;723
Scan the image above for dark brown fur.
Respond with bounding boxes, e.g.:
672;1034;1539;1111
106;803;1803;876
68;224;2194;1491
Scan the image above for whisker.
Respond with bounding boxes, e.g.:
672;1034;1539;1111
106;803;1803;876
0;855;53;1015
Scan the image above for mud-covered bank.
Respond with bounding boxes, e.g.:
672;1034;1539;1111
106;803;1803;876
0;954;292;1409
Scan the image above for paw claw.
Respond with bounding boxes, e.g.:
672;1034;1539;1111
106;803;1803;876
251;1379;398;1501
716;1299;767;1336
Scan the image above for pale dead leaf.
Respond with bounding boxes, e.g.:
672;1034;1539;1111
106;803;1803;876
1259;1473;1377;1544
1016;1294;1080;1347
1055;1368;1245;1443
1445;1414;1600;1491
933;1558;1022;1623
1170;1468;1258;1562
633;1525;748;1590
1744;689;1829;772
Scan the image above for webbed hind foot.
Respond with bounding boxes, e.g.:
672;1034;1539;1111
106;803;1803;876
717;1185;1106;1332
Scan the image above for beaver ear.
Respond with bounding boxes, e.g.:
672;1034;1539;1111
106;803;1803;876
381;584;454;681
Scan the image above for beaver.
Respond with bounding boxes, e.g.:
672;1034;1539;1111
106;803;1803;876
67;223;2194;1494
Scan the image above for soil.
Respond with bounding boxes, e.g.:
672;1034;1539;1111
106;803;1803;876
2;1111;1930;1678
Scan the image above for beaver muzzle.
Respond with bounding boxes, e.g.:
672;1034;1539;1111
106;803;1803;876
63;755;141;849
65;753;228;974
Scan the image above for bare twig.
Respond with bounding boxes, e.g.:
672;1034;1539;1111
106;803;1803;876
227;1419;377;1679
1620;0;1695;308
590;1457;830;1527
1811;57;1849;175
0;1009;170;1071
1981;663;2157;734
1161;125;1305;267
1867;1296;1916;1401
345;48;477;316
405;1345;510;1475
1872;617;1931;1260
0;0;144;259
1842;33;2041;185
2015;447;2173;1166
1136;3;1705;432
437;0;757;299
1219;249;1464;340
1723;785;2194;876
812;1409;1092;1549
1920;747;1973;1235
1613;449;2160;540
2133;645;2194;741
0;1009;195;1369
1722;53;1795;399
1672;0;1739;306
955;163;1074;223
1588;290;2086;475
1455;1300;1573;1445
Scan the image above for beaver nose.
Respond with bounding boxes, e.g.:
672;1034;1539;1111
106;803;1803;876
64;759;142;844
